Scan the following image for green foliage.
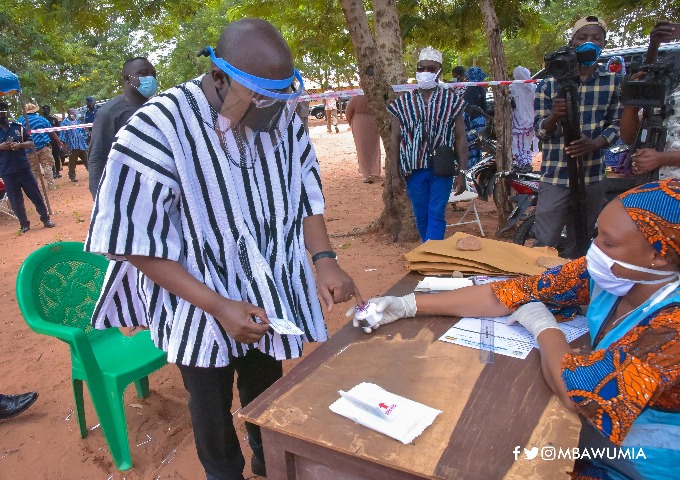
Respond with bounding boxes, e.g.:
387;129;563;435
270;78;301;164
0;0;674;114
145;0;230;88
228;0;358;88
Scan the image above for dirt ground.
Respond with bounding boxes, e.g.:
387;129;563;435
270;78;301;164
0;116;524;479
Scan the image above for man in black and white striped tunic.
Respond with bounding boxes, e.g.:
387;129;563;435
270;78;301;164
86;19;362;480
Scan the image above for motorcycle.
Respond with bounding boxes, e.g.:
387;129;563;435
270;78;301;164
463;105;497;200
508;144;630;254
497;170;569;255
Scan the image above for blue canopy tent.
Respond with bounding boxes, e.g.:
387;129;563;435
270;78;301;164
0;65;22;96
0;64;53;215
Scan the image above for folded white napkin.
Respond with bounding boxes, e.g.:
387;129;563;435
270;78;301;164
329;382;442;444
415;277;474;291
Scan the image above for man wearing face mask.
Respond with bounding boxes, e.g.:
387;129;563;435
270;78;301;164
620;22;680;180
533;16;623;258
388;47;468;242
85;19;362;479
0;102;56;233
88;56;157;198
59;108;89;182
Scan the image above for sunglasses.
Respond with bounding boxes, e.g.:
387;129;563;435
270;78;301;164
416;66;440;73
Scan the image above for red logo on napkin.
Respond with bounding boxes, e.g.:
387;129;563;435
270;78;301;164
379;402;397;415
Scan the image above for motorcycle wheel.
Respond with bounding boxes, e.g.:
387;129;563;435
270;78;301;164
314;110;326;120
492;176;512;212
513;214;536;247
492;177;502;210
478;166;496;201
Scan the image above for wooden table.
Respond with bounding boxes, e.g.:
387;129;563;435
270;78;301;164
241;274;587;480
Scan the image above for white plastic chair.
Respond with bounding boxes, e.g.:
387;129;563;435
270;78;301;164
446;190;485;237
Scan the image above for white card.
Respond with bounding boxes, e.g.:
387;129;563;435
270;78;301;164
267;317;304;336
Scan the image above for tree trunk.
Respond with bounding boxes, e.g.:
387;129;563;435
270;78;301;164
340;0;419;242
478;0;513;231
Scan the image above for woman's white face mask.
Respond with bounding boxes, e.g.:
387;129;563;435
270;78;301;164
586;243;679;297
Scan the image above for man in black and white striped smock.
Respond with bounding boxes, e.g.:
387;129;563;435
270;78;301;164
85;19;363;480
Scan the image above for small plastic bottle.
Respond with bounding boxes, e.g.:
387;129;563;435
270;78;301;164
354;302;383;332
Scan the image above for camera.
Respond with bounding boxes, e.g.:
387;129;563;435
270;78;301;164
621;57;680;109
544;47;579;81
544;46;599;81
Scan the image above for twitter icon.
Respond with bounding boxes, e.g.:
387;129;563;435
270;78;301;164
524;447;539;460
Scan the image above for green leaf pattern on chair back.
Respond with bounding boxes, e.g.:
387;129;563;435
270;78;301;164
39;258;106;341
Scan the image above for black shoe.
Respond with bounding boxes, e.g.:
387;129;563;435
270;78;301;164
20;225;30;234
335;126;339;133
69;176;78;183
54;172;62;178
0;392;38;420
251;455;266;477
43;220;56;228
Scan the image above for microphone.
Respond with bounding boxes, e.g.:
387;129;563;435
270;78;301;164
196;47;211;58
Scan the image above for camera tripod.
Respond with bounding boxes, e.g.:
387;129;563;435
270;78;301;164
559;79;590;258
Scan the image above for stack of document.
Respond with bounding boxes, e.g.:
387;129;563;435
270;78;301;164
329;382;441;444
405;233;561;276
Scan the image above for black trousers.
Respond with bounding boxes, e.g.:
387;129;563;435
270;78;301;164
50;142;61;172
2;168;49;228
178;349;283;480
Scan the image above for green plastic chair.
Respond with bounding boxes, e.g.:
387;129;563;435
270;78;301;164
16;242;167;471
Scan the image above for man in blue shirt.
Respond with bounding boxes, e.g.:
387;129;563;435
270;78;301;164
84;96;98;146
0;102;55;233
17;103;64;190
59;108;89;182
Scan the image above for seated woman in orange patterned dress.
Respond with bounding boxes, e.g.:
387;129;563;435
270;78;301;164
349;179;680;480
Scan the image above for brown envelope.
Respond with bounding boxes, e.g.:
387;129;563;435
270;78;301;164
406;233;560;276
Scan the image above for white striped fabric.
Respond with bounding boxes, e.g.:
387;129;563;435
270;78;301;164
85;77;328;367
387;87;465;177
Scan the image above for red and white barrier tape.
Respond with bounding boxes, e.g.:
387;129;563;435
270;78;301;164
31;123;93;134
392;79;539;92
297;79;538;101
298;89;363;102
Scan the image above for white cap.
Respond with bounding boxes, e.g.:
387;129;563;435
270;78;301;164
419;46;442;65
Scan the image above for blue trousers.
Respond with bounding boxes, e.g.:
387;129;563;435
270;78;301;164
2;168;49;228
406;168;454;242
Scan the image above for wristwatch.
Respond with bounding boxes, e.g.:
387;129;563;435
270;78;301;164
311;250;338;264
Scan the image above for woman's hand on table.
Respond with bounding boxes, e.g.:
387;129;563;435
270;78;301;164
506;302;561;339
346;294;417;333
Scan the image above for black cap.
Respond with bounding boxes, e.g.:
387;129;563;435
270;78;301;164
86;96;95;102
0;101;9;112
42;104;50;109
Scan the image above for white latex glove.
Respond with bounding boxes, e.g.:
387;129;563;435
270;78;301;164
506;302;561;339
345;294;417;333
